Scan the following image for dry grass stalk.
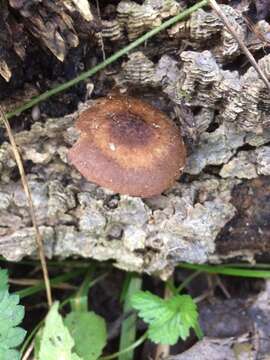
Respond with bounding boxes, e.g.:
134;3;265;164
21;338;35;360
209;0;270;91
0;107;52;307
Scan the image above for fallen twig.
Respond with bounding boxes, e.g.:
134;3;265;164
0;107;52;307
21;338;35;360
209;0;270;91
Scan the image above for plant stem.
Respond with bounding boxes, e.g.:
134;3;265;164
16;268;85;298
0;107;52;307
70;267;95;312
178;263;270;278
99;331;148;360
20;270;107;357
119;274;142;360
177;270;202;293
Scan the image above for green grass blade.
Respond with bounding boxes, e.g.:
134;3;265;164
70;267;95;312
178;263;270;278
120;273;133;303
0;257;95;269
6;0;208;120
69;267;108;312
118;274;142;360
177;270;202;293
222;263;270;269
15;268;86;298
20;271;107;357
165;278;178;295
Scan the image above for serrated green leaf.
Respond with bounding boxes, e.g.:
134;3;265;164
3;327;26;348
149;313;182;345
0;347;20;360
166;295;198;340
38;302;82;360
0;269;26;358
130;291;166;323
0;292;25;329
131;292;200;345
64;311;107;360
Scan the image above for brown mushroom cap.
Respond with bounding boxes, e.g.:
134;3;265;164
68;96;186;197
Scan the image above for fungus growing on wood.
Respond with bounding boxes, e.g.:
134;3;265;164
68;96;186;197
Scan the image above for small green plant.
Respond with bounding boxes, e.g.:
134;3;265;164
34;268;107;360
36;302;82;360
4;259;270;359
0;268;26;360
64;310;107;360
131;291;202;345
35;302;107;360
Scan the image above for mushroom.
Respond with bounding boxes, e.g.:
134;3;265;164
68;96;186;198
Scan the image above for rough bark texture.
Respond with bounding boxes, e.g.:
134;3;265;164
0;0;99;81
0;102;269;277
0;108;237;277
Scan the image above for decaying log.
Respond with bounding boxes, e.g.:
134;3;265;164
0;0;100;82
121;50;270;135
102;1;270;63
0;109;237;277
0;100;269;277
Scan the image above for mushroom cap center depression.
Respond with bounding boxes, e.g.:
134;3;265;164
68;96;186;197
108;111;153;147
83;109;175;170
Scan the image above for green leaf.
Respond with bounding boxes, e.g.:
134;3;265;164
0;292;25;329
131;291;200;345
34;328;42;358
131;291;166;323
119;274;142;360
0;348;20;360
0;269;8;292
64;311;107;360
38;302;82;360
0;268;26;359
